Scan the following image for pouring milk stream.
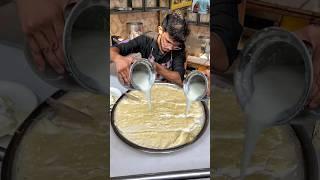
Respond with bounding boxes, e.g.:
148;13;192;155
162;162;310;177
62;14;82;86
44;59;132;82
121;59;156;110
234;27;318;178
183;71;208;116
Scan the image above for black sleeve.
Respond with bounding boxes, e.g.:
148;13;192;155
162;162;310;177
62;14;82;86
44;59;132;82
172;52;186;81
113;35;148;56
211;0;243;64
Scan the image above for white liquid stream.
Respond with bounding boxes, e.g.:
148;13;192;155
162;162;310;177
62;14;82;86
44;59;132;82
132;71;152;110
185;82;206;116
241;65;305;178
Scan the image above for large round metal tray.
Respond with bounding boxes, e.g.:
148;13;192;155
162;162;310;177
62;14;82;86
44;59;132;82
111;83;209;153
1;90;108;180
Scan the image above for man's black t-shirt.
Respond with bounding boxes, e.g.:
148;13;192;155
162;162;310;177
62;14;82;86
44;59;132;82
114;32;186;80
211;0;243;65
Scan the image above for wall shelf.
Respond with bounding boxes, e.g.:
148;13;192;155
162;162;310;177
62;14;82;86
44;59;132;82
111;0;209;28
111;0;170;14
187;13;209;27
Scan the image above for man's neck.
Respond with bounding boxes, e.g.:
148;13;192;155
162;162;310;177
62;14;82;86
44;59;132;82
157;33;165;54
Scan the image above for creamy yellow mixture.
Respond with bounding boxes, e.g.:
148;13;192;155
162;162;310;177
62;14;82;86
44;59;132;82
13;92;108;180
113;84;206;149
213;86;304;179
0;96;17;136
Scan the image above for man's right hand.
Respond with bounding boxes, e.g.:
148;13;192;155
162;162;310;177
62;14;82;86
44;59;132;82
17;0;67;74
114;56;134;85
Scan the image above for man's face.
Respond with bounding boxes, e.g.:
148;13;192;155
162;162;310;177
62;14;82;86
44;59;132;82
160;32;182;52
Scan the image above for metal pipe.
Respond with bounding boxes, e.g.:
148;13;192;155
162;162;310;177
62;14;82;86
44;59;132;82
111;168;210;180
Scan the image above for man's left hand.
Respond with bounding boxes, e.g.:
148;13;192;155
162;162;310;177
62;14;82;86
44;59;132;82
295;25;320;109
308;46;320;109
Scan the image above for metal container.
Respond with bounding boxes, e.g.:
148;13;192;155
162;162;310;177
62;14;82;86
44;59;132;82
234;27;315;125
118;58;156;91
199;13;210;24
183;70;209;101
25;0;108;94
146;0;157;8
110;0;128;9
198;35;210;59
127;22;143;40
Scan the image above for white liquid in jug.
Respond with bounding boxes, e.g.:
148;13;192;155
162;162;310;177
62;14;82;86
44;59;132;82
71;30;107;92
132;70;152;110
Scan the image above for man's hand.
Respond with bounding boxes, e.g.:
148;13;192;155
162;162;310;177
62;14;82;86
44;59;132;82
114;56;134;85
308;46;320;108
154;63;183;86
17;0;67;74
211;32;230;73
295;25;320;109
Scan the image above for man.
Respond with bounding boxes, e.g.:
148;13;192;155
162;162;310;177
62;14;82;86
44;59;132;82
110;13;190;86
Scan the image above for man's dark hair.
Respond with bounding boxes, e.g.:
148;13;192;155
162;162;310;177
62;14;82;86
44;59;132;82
161;13;190;44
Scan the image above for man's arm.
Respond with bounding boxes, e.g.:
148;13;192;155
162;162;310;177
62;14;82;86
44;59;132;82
211;32;229;73
167;51;186;86
110;47;128;63
110;35;147;84
17;0;68;74
155;63;183;86
110;47;134;84
211;0;243;73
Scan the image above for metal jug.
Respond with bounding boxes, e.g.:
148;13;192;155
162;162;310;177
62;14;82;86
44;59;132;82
25;0;108;94
183;70;209;101
118;58;156;91
127;22;143;40
234;27;319;125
